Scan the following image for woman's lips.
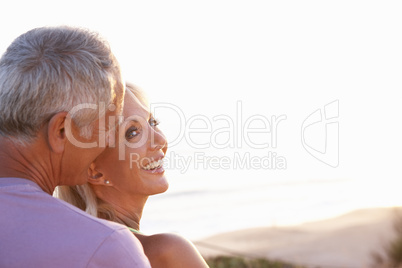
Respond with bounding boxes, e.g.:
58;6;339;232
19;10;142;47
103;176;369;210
141;157;165;173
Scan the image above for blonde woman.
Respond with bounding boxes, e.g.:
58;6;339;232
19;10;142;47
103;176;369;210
57;83;208;268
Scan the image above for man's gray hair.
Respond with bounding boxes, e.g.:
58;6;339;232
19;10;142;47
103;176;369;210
0;26;124;144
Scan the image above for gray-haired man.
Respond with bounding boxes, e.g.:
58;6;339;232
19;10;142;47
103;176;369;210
0;26;150;267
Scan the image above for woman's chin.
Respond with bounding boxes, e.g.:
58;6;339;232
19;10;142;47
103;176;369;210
155;178;169;194
142;175;169;196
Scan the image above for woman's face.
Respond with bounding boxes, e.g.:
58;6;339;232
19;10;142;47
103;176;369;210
92;89;168;196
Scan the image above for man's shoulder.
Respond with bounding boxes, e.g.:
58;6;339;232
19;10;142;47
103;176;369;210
0;177;151;267
0;177;122;235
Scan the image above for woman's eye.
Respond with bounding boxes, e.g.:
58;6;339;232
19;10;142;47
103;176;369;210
149;118;160;127
125;127;139;139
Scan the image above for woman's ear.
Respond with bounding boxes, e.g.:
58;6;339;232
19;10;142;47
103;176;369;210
87;163;113;186
47;112;68;154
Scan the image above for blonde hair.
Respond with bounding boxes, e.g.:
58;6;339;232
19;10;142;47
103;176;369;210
56;184;117;221
55;83;146;224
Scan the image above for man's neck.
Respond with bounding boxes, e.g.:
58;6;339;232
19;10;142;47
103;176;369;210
0;137;57;194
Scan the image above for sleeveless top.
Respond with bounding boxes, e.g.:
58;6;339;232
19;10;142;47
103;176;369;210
128;227;143;235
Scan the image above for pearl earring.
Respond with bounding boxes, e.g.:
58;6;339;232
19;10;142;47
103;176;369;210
105;180;110;185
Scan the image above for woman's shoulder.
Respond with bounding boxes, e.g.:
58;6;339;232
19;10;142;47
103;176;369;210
138;232;199;257
144;232;192;245
135;232;208;268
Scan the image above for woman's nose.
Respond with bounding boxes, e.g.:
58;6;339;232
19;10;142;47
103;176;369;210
150;128;167;151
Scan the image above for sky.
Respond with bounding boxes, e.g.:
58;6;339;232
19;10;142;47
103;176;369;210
1;1;402;212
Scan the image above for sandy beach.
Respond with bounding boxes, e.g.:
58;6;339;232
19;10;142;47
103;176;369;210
195;207;400;268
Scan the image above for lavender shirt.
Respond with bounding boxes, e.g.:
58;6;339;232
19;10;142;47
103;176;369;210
0;178;151;268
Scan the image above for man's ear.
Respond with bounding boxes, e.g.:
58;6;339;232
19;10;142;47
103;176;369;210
87;163;112;186
47;112;68;154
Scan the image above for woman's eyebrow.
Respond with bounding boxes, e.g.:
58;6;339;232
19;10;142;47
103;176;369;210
122;117;147;125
